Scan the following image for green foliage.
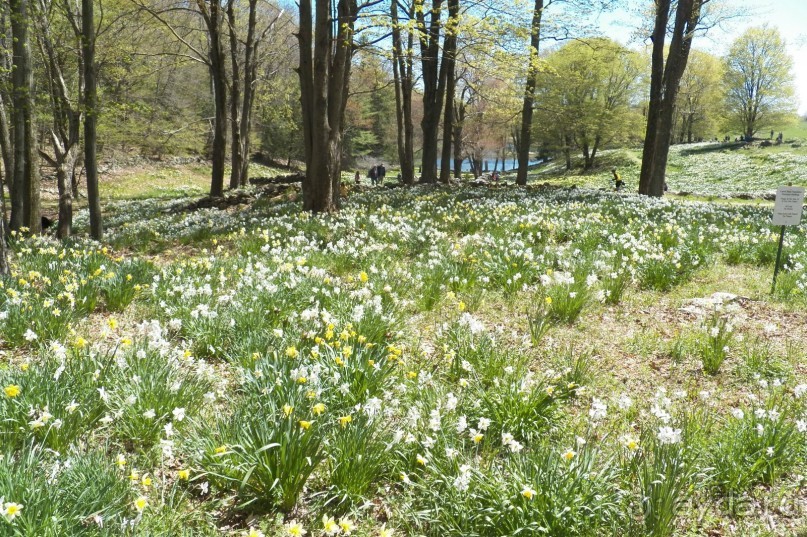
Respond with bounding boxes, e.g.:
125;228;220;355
673;50;725;143
723;26;798;138
0;445;133;536
319;415;392;513
108;342;211;452
697;309;735;375
194;373;326;513
629;418;699;537
533;38;644;169
708;388;803;500
501;445;623;536
0;346;113;453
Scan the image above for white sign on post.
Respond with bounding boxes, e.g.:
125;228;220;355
772;186;805;226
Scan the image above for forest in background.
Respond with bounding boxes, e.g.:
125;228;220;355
0;0;801;234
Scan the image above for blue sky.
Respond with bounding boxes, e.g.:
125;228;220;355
596;0;807;115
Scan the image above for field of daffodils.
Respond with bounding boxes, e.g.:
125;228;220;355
2;183;807;536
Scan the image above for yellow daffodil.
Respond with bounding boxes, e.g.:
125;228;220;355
338;415;352;427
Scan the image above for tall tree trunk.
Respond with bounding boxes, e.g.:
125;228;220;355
227;1;243;190
297;0;314;205
687;115;693;143
582;139;591;170
10;0;40;232
0;92;13;204
452;100;465;179
55;158;73;237
36;1;80;238
516;0;544;186
416;0;445;184
639;0;702;197
439;0;459;184
391;0;414;185
82;0;102;238
0;4;12;207
205;0;227;198
590;135;600;169
297;0;357;212
563;133;572;170
238;0;260;186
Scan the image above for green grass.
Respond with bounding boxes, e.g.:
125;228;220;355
6;155;807;536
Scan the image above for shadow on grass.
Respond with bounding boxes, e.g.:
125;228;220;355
678;142;746;156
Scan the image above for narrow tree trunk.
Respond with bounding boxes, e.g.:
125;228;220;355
452;100;464;179
0;92;10;247
582;140;591;170
238;0;259;186
516;0;544;186
439;0;459;184
0;92;12;199
563;133;572;170
10;0;41;232
391;0;415;186
36;2;80;238
416;0;445;184
297;0;314;204
687;115;693;143
227;1;243;190
589;135;600;169
639;0;701;197
0;166;8;273
82;0;101;238
55;158;73;238
197;0;227;198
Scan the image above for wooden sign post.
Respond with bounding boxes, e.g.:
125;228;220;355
771;186;805;294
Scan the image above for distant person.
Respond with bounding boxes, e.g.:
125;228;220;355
354;170;361;185
771;130;775;140
368;165;378;185
611;168;624;191
378;164;386;183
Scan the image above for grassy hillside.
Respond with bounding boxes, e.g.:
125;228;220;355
3;178;807;535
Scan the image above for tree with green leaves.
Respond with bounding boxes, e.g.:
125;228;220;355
535;38;643;170
672;49;723;143
723;26;796;140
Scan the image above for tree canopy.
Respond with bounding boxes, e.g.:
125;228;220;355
723;26;797;140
